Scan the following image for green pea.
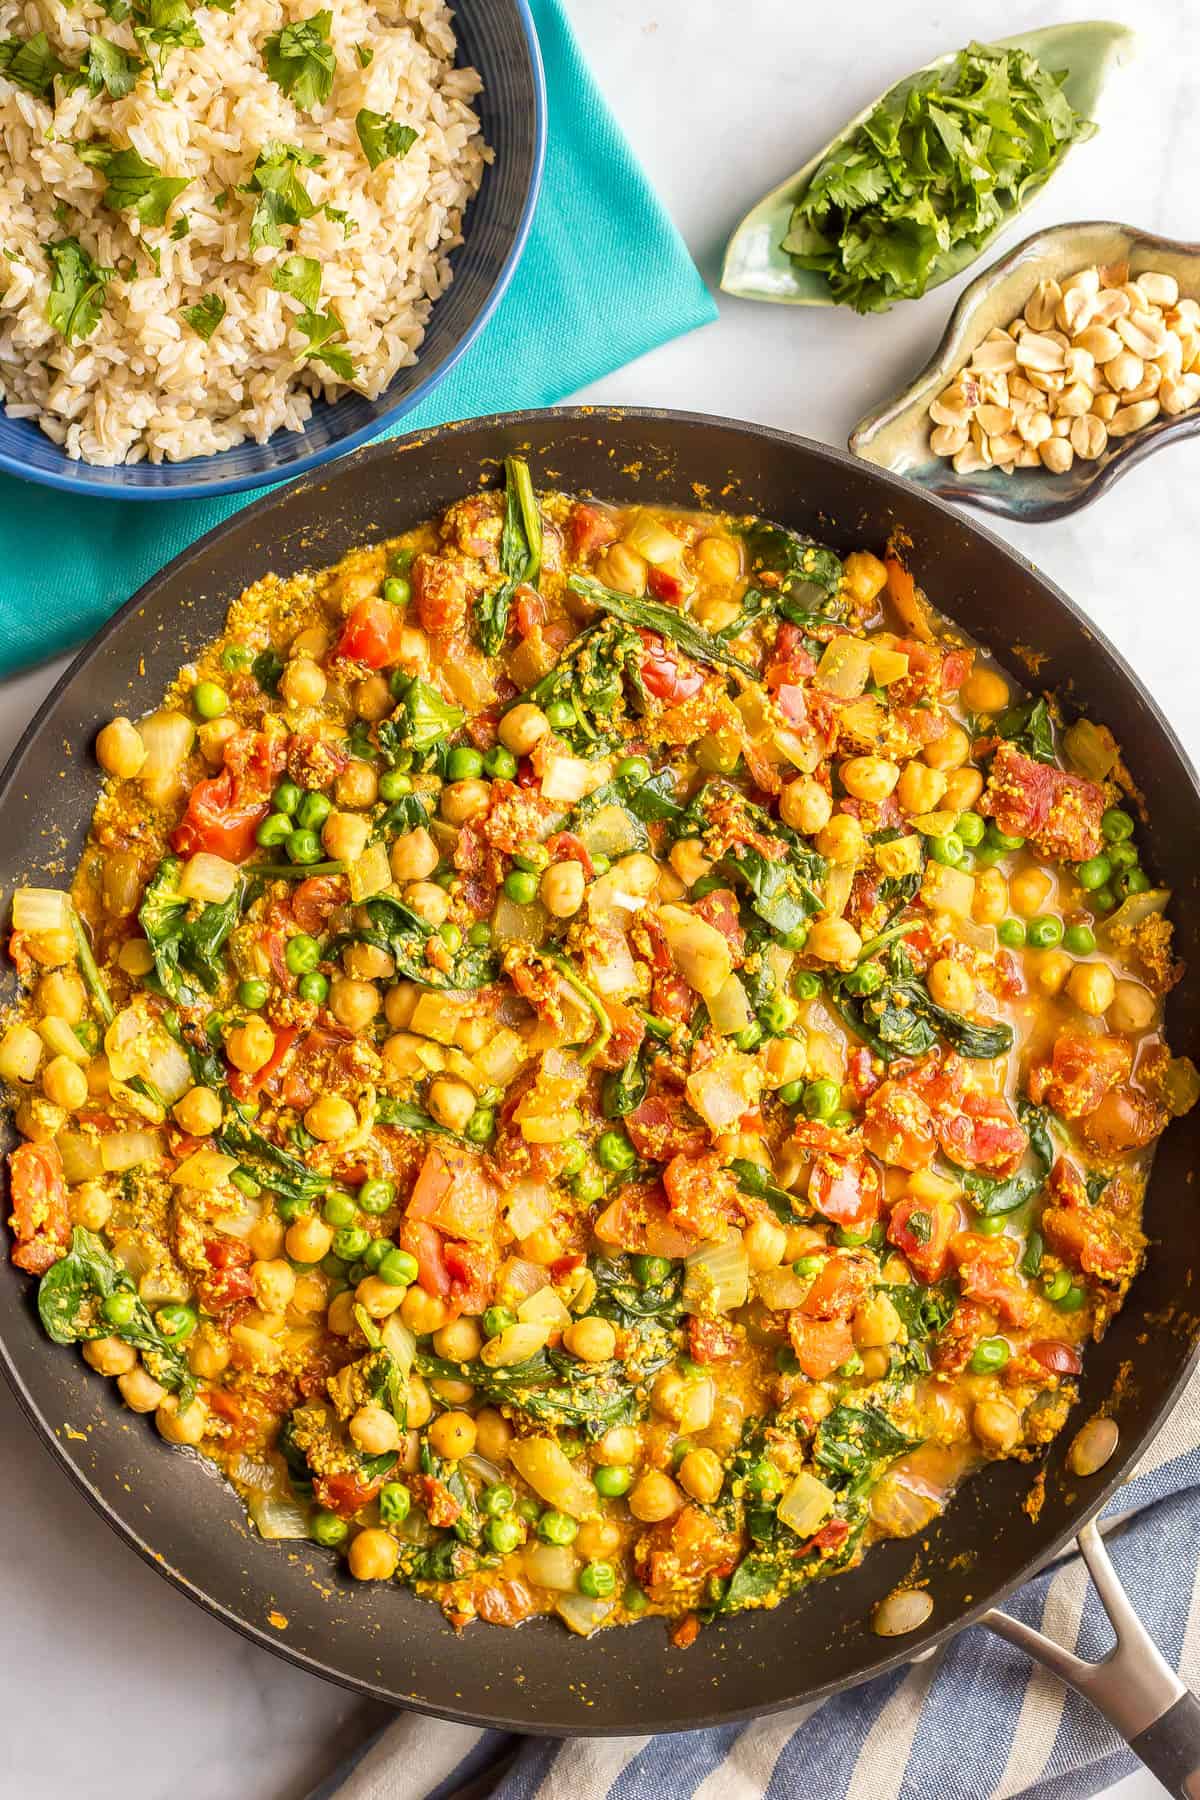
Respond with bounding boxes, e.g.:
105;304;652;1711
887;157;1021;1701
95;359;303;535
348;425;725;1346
516;1497;541;1525
956;810;986;847
760;995;797;1035
503;868;538;905
1101;807;1135;843
256;812;292;848
997;918;1026;949
1118;868;1151;897
383;576;411;607
275;1193;312;1224
482;1483;515;1517
466;920;492;949
596;1128;636;1173
272;780;303;816
297;971;329;1005
1107;842;1138;872
590;853;611;876
559;1139;587;1177
320;1252;348;1279
803;1078;840;1121
746;1458;782;1499
632;1254;671;1288
792;1254;823;1281
237;977;269;1010
780;923;810;952
970;1337;1011;1374
379;1483;411;1526
465;1108;495;1145
333;1224;371;1262
483;1305;517;1339
285;933;321;976
311;1509;350;1547
323;1189;357;1227
834;1224;872;1248
1075;854;1112;892
973;845;1006;869
623;1584;649;1616
670;1437;696;1467
221;643;253;672
297;791;332;832
986;826;1026;851
512;844;549;873
286;828;321;865
976;1214;1006;1236
102;1290;138;1329
1043;1268;1072;1302
487;1515;525;1555
579;1560;617;1599
616;756;651;787
690;873;723;900
379;1248;418;1288
359;1178;395;1216
846;962;884;996
193;680;228;720
734;1022;763;1052
829;1109;855;1130
389;547;416;576
362;1239;390;1274
1063;924;1097;955
930;833;964;867
447;746;484;782
537;1510;578;1546
1026;915;1064;949
73;1020;100;1056
778;1080;806;1107
482;745;518;780
345;1260;368;1285
837;1351;864;1377
956;849;976;875
1058;1283;1087;1312
434;869;456;891
593;1465;632;1498
545;699;577;731
378;768;413;802
1090;884;1117;914
156;1302;197;1343
573;1168;606;1205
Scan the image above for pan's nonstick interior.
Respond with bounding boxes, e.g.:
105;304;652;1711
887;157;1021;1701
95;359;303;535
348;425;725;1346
1;410;1196;1733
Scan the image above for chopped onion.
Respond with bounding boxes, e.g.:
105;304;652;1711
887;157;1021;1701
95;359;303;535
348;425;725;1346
496;1255;550;1305
102;850;143;917
708;972;752;1037
954;916;996;954
814;636;871;698
229;1452;282;1493
11;887;70;933
138;710;195;805
492;894;549;946
685;1052;763;1132
473;1026;529;1088
756;1266;812;1311
170;1146;238;1190
869;647;909;687
540;752;602;805
0;1023;43;1083
213;1189;262;1240
823;864;855;920
510;1437;598;1520
463;1451;505;1488
869;1470;943;1537
1105;887;1171;938
381;1314;417;1375
839;696;884;745
348;840;391;903
773;728;821;774
524;1542;578;1592
38;1015;90;1064
778;1471;835;1537
504;1182;553;1241
1063;717;1119;782
683;1237;749;1314
658;904;732;1000
481;1321;551;1368
518;1285;571;1330
101;1129;162;1172
249;1492;311;1541
57;1129;103;1183
105;1002;191;1101
556;1592;614;1637
623;511;684;567
410;990;470;1046
586;930;638;996
920;861;975;919
178;852;238;905
580;804;641;860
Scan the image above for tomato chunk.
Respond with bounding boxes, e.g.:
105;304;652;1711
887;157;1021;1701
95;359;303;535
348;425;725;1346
8;1141;69;1274
336;596;408;668
887;1194;958;1282
638;631;705;704
787;1314;854;1379
171;729;283;863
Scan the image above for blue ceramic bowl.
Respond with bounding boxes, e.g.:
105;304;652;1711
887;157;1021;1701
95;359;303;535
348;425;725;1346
0;0;545;501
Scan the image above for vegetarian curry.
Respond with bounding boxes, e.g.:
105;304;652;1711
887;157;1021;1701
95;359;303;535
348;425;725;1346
4;465;1195;1642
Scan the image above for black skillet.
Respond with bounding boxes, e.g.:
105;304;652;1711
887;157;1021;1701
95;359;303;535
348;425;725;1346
2;409;1199;1787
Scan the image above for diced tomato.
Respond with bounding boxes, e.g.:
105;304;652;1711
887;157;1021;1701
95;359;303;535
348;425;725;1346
411;554;468;639
862;1081;936;1171
796;1517;852;1559
692;887;745;959
406;1145;499;1243
638;630;706;704
1030;1340;1083;1376
647;565;686;604
636;1505;741;1605
939;1094;1026;1178
932;1299;988;1374
593;997;646;1073
764;626;816;699
565;502;617;562
314;1465;391;1519
513;585;545;639
846;1046;883;1103
799;1251;872;1321
787;1313;854;1379
196;1235;255;1312
651;968;695;1022
544;830;595;879
398;1217;452;1298
774;682;808;725
663;1152;738;1239
941;649;972;692
808;1151;881;1230
951;1232;1031;1328
442;1238;495;1315
593;1182;697;1260
1041;1173;1140;1282
687;1317;738;1363
171;728;283;863
981;741;1105;863
887;1194;958;1282
291;874;349;934
671;1614;701;1650
625;1088;708;1161
228;1024;298;1101
1028;1029;1132;1120
8;1141;69;1274
335;596;408;668
994;949;1025;998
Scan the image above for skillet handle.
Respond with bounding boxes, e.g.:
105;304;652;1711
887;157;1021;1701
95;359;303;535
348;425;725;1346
981;1517;1200;1798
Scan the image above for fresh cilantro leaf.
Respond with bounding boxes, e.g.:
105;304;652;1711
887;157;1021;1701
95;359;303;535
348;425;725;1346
131;0;202;88
272;252;322;309
180;292;225;340
44;237;113;343
147;242;161;274
245;140;321;250
295;306;356;381
170;212;189;238
355;108;418;170
84;35;143;97
263;9;335;112
76;141;189;227
323;203;356;235
0;30;68;97
101;0;132;18
354;42;372;67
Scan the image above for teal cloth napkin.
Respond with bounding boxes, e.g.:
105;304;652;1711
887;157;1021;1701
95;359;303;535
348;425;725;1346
0;0;716;675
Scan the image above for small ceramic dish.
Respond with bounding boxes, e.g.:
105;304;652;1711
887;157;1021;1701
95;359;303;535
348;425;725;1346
849;221;1200;523
720;22;1135;309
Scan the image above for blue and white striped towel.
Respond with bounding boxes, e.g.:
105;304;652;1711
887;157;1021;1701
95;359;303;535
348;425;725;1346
313;1365;1200;1800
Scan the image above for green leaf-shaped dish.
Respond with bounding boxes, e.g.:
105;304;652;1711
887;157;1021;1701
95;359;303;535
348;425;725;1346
720;22;1136;308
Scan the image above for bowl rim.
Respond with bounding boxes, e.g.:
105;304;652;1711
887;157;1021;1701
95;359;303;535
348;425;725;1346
0;0;547;503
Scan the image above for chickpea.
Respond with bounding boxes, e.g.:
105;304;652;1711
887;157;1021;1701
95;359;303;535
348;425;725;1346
434;1316;483;1362
923;724;970;771
389;826;439;883
814;813;863;866
694;534;741;584
403;881;450;927
1010;868;1053;917
69;1181;111;1230
356;1274;407;1319
323;810;371;864
350;1403;402;1456
441;779;491;826
118;1366;166;1413
473;1407;512;1463
961;666;1010;715
26;929;73;969
427;1076;477;1134
629;1470;683;1523
329;976;381;1030
780;777;832;836
499;703;551;756
291;624;331;660
118;938;155;977
852;1295;903;1348
595;1425;640;1466
327;1289;358;1335
198;717;238;764
188;1325;231;1379
540;859;586;918
807;916;863;966
83;1335;137;1376
972;868;1008;925
668;837;713;888
252;1258;297;1314
42;1055;87;1111
432;1375;475;1407
280;657;327;708
226;1017;276;1075
37;970;85;1025
563;1316;617;1364
305;1093;358;1142
353;674;392;722
428;1409;476;1461
1067;962;1117;1018
928;958;974;1012
973;1398;1022;1454
291;1271;329;1315
173;1084;222;1136
156;1394;209;1446
598;541;647;596
744;1216;788;1271
401;1286;449;1336
897;761;948;815
384;981;421;1029
381;1032;430;1080
247;1213;285;1261
1110;979;1156;1033
943;767;984;814
651;1368;688;1423
678;1447;724;1505
349;1528;400;1581
576;1518;621;1559
860;1348;891;1381
405;1375;434;1428
341;945;392;987
96;716;147;780
1036;949;1073;996
840;756;900;803
336;760;379;809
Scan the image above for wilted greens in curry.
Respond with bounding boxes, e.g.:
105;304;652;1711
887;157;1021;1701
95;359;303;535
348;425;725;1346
4;460;1195;1642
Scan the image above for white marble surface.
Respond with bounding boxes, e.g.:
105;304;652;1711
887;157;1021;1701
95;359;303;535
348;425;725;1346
0;1;1194;1795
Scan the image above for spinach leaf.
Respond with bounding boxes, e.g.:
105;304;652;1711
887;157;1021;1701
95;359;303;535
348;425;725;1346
568;573;755;680
720;520;845;638
683;780;826;940
995;695;1056;765
416;1348;641;1439
355;109;418;169
380;675;465;761
69;904;115;1027
0;29;68;96
829;940;1012;1063
730;1157;798;1224
44;237;114;344
601;1049;649;1119
814;1402;916;1494
263;9;335;112
519;617;647;750
374;1095;460;1139
38;1228;195;1403
591;1255;684;1335
343;892;496;991
476;457;544;656
216;1108;327;1206
138;857;240;1002
958;1099;1054;1218
252;646;284;693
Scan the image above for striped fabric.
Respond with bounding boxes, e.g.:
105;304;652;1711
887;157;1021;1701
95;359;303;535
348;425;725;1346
315;1366;1200;1800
